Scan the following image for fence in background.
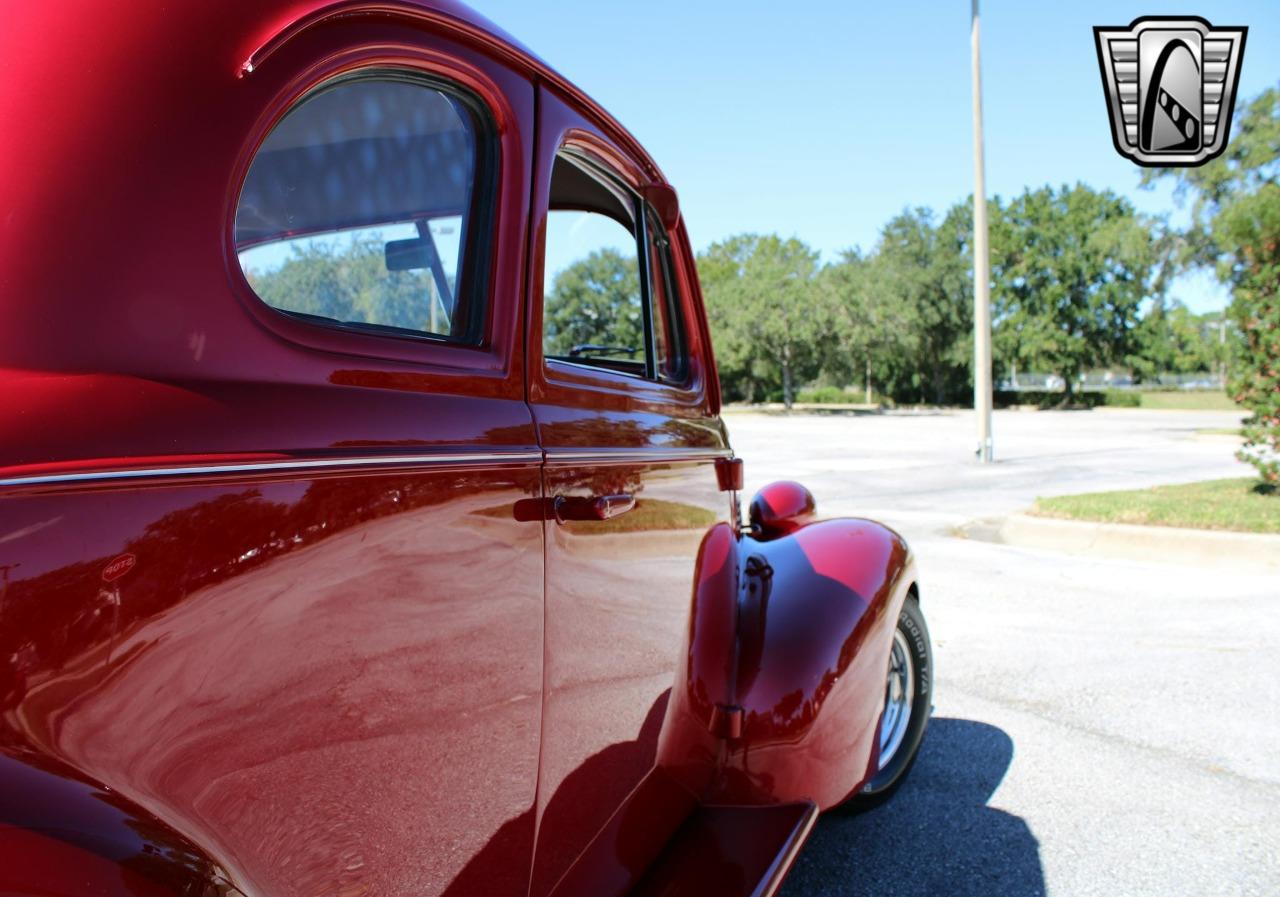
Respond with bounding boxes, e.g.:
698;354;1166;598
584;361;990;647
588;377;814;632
998;372;1226;391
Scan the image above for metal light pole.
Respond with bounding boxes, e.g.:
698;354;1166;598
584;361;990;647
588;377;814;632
971;0;994;462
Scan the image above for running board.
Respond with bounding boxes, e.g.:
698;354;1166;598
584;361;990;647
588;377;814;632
629;801;818;897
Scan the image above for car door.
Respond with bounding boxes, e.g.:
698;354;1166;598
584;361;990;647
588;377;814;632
0;23;543;897
525;86;734;895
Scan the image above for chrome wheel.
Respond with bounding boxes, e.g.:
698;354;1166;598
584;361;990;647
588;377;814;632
877;628;915;770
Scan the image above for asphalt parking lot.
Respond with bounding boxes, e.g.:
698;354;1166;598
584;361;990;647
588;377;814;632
726;408;1280;897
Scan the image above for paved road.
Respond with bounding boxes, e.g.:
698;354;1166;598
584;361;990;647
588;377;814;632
724;409;1280;897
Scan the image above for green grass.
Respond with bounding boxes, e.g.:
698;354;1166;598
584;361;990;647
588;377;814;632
1133;391;1238;411
1032;478;1280;534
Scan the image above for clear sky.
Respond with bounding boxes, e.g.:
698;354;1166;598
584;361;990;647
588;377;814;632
470;0;1278;313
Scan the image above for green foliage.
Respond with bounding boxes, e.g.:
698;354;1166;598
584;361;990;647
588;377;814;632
1225;241;1280;483
1127;302;1224;381
542;248;642;359
1145;85;1280;484
796;385;862;404
1102;389;1142;407
788;204;975;407
699;234;824;407
702;189;1164;409
989;184;1161;397
816;249;909;402
868;206;973;404
247;234;442;332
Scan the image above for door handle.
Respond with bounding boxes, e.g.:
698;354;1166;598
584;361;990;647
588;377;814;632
591;493;636;520
553;493;636;523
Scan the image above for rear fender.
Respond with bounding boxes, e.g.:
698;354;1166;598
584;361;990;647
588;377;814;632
658;508;915;809
0;747;243;896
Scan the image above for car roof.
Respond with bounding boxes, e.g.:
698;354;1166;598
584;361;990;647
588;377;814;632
241;0;666;184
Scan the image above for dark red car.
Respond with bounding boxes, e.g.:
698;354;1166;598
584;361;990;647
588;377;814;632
0;3;932;895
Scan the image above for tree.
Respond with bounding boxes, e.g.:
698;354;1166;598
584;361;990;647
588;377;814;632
697;235;760;402
989;184;1161;400
1218;185;1280;483
816;205;975;407
817;249;908;403
247;233;439;332
1144;85;1280;484
869;206;974;404
1128;301;1220;382
699;235;825;407
542;248;643;358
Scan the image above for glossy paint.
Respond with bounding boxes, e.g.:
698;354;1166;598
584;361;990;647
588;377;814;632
720;519;915;808
748;481;818;538
525;83;734;897
0;748;238;897
0;2;918;896
655;516;916;808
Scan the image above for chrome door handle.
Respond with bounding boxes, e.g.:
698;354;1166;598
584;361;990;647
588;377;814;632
553;493;636;523
591;493;636;520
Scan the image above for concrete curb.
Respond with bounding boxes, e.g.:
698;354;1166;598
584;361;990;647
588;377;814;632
992;513;1280;571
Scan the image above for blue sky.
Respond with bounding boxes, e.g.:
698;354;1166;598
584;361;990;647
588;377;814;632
471;1;1278;313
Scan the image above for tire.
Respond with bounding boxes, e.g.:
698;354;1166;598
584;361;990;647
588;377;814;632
846;592;932;808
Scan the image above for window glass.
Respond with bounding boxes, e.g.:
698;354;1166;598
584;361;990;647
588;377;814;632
541;153;690;384
235;75;486;342
542;156;645;374
646;208;688;383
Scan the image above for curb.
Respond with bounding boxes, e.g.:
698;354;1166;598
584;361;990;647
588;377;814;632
991;513;1280;571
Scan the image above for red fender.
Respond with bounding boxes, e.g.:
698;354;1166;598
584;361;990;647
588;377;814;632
0;748;244;896
659;484;916;809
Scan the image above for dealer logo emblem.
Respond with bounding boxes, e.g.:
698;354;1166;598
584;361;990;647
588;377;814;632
1094;16;1246;167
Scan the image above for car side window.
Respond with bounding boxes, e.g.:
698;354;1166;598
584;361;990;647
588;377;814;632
234;72;492;344
542;155;645;374
542;153;688;383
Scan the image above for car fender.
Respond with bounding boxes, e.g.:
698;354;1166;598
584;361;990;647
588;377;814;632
659;502;916;809
0;748;244;897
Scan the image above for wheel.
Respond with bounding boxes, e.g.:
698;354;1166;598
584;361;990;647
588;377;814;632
849;592;932;807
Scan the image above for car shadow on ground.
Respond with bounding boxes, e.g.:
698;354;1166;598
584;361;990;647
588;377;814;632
780;717;1044;897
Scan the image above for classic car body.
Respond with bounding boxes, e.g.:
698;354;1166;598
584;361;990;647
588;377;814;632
0;2;929;895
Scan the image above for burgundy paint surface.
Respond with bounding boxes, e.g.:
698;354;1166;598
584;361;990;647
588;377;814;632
749;481;818;538
0;2;917;895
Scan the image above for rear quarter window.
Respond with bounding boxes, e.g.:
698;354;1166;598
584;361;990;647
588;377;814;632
234;72;495;345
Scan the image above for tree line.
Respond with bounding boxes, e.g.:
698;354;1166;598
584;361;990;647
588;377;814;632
700;183;1225;408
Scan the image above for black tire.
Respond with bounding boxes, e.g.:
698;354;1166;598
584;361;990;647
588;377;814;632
844;592;932;809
